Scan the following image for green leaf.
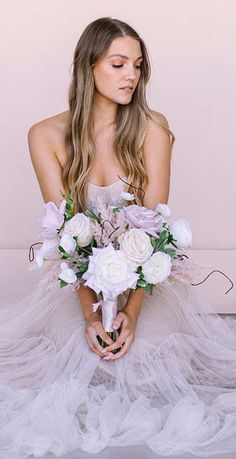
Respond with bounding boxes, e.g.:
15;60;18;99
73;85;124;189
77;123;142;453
170;240;178;249
163;248;176;257
78;245;93;256
66;211;74;219
144;283;154;295
112;207;121;213
151;238;158;250
85;209;101;223
59;279;68;288
137;278;147;288
158;231;169;243
151;231;169;252
61;253;70;259
77;264;88;273
154;243;165;252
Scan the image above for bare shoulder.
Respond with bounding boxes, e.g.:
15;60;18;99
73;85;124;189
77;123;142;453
142;110;172;207
147;110;170;133
27;111;69;205
28;110;69;137
28;110;69;165
144;110;171;152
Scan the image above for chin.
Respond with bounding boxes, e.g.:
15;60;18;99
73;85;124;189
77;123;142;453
117;98;133;106
119;102;132;106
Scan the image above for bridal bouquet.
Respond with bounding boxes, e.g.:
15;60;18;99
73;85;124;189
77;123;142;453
30;189;193;346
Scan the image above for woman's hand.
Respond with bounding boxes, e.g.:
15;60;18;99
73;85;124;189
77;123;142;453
100;310;137;361
85;310;114;357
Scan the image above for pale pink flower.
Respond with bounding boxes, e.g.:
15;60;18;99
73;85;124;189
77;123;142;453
39;200;66;239
124;204;164;236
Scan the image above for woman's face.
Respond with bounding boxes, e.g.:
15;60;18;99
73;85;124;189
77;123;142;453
92;36;143;105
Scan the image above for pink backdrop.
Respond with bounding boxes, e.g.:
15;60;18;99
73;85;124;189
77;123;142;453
0;0;235;310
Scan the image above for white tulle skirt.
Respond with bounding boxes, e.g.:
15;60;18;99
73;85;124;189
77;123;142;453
1;270;236;458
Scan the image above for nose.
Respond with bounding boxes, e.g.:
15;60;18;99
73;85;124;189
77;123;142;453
125;74;136;82
125;64;137;81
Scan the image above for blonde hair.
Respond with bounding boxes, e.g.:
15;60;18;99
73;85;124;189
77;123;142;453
62;17;175;212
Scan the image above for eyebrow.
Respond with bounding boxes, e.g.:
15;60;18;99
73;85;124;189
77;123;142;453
108;54;143;60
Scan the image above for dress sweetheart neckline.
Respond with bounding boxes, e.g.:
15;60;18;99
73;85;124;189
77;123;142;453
88;176;127;189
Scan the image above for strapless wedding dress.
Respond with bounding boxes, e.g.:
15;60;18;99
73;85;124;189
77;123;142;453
1;179;236;458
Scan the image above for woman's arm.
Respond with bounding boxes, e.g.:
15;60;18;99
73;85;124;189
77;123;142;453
142;112;172;210
28;122;66;206
122;287;146;326
122;112;172;320
28;123;102;320
28;122;114;354
76;283;98;321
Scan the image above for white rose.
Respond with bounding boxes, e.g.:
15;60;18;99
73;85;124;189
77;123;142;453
59;234;76;253
62;213;93;247
82;243;139;300
119;228;154;267
142;251;172;284
155;203;171;220
59;262;77;284
169;218;192;248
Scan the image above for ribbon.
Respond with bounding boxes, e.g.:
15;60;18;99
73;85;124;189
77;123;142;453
92;297;118;332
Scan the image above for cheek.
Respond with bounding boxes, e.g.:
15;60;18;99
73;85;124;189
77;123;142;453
93;67;118;92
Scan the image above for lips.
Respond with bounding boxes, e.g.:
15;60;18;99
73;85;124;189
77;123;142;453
120;86;133;89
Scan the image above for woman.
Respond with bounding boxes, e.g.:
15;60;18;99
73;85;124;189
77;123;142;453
29;17;174;363
1;16;236;458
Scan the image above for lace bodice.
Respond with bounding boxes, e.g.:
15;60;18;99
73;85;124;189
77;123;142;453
87;176;127;208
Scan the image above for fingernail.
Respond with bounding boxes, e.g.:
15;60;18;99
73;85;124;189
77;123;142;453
103;356;110;360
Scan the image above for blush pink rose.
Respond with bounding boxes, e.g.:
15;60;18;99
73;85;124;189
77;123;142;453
124;204;164;236
39;200;66;239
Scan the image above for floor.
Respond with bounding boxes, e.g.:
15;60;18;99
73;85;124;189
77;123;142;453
39;446;236;459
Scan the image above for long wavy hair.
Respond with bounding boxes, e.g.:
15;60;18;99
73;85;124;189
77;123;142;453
62;17;175;212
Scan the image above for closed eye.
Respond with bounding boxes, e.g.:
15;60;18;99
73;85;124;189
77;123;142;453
112;64;141;69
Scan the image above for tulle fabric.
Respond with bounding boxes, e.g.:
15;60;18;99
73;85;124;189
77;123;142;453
1;182;236;458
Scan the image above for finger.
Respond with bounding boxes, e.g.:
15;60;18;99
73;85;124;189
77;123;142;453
95;325;114;346
86;320;113;347
86;332;106;356
96;325;114;346
112;313;124;330
103;336;132;361
101;331;128;353
89;340;104;356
